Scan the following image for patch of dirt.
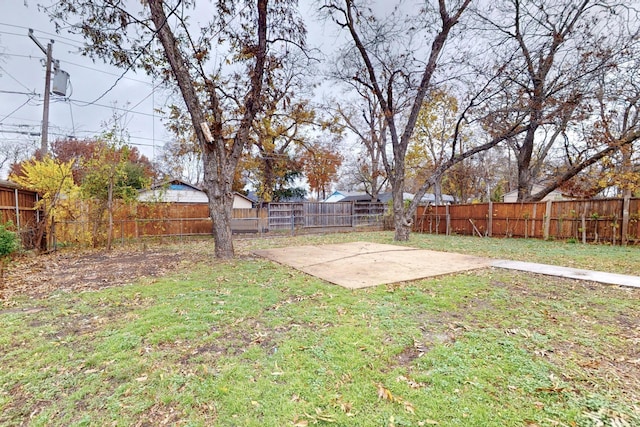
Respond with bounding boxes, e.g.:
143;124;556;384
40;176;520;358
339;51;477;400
133;403;187;427
0;247;208;301
189;322;296;361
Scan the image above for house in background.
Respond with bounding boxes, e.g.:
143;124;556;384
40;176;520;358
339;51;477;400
502;184;569;203
323;190;377;203
324;190;455;205
138;179;254;209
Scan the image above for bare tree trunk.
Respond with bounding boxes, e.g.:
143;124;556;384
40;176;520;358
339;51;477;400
202;151;235;258
106;179;114;251
208;193;234;259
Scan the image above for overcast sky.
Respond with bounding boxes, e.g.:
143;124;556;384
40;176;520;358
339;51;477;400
0;1;396;181
0;1;349;167
0;0;178;168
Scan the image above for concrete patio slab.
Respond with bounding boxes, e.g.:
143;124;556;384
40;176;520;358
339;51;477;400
491;260;640;288
253;242;492;289
254;241;640;290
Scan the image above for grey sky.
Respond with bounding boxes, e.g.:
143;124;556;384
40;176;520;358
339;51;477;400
0;0;384;178
0;0;170;167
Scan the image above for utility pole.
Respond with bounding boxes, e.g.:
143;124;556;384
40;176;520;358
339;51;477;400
29;29;54;156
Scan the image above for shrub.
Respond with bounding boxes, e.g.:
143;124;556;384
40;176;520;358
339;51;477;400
0;222;19;258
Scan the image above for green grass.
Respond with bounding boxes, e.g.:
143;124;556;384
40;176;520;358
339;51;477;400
1;232;639;426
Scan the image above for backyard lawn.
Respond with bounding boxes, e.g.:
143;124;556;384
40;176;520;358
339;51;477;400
1;232;639;426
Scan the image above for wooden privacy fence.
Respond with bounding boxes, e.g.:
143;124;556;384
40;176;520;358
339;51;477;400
268;202;386;231
54;201;387;244
415;197;640;245
54;203;269;244
0;183;41;249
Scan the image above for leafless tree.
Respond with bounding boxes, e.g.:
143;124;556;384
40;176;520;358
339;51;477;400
476;0;640;201
322;0;474;240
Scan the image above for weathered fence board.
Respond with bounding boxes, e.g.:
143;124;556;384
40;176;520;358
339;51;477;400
0;183;41;249
415;198;640;244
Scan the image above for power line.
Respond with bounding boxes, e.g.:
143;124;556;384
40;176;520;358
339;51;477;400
0;129;40;136
2;91;161;119
0;127;172;148
0;98;34;123
0;65;34;92
1;53;153;85
0;90;40;96
65;61;153;85
0;22;84;46
0;29;81;49
0;22;82;47
67;97;158;118
71;0;184;108
0;30;26;38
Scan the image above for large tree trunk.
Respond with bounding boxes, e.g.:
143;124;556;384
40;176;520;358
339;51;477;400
202;149;236;258
390;177;411;241
516;121;539;202
208;193;234;259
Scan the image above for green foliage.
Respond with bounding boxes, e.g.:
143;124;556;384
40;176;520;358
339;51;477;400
271;170;306;202
0;222;19;257
80;142;150;203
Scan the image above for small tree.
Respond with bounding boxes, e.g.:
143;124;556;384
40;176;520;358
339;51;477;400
81;136;150;250
10;157;79;252
300;142;343;200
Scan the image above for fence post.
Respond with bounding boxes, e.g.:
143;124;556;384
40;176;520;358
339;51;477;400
531;204;537;238
621;194;631;246
544;200;552;240
14;188;21;230
445;204;450;235
352;201;355;228
487;201;493;237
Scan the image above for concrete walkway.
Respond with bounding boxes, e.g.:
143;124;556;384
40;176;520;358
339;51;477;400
492;260;640;288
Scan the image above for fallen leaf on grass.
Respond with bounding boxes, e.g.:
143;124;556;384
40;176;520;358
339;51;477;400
376;383;416;414
397;375;426;389
404;401;415;414
535;386;567;393
577;359;600;369
377;383;394;401
301;408;336;423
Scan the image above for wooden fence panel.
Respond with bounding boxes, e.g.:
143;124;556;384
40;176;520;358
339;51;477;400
416;205;445;234
628;198;640;242
490;202;543;238
304;202;352;228
414;198;639;245
0;185;41;249
268;203;304;230
353;202;386;227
